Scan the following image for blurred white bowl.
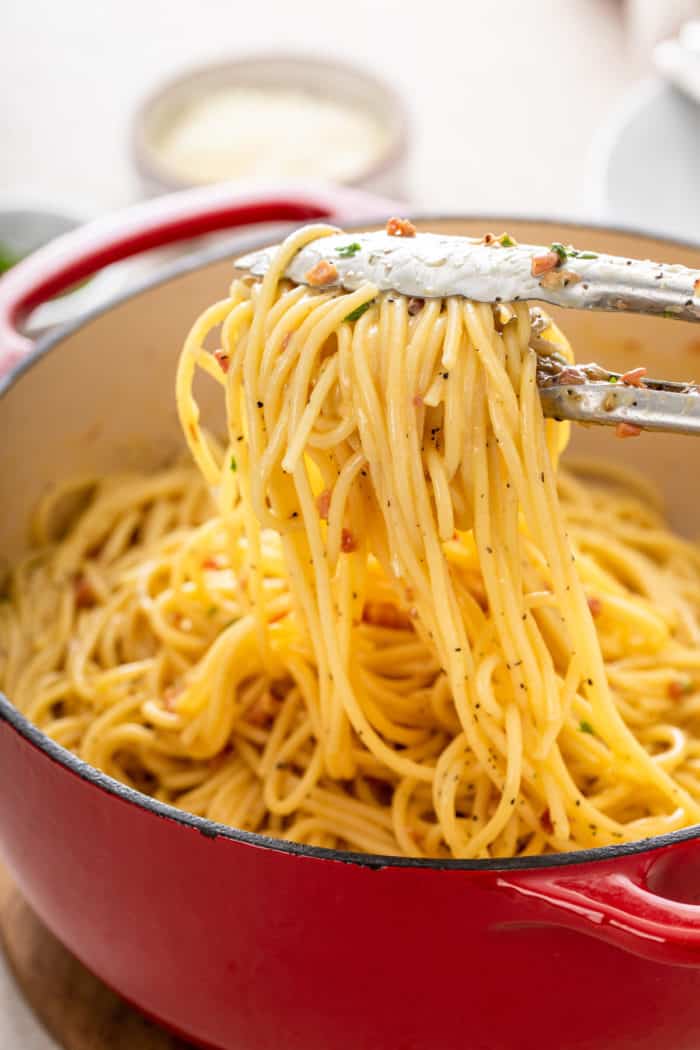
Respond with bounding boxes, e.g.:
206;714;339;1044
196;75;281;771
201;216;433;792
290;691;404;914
587;78;700;242
131;54;409;200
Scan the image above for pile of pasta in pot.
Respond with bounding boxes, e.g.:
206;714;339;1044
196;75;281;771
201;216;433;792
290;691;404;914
3;223;700;860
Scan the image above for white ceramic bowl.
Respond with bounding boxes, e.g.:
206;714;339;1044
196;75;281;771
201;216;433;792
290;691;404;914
587;78;700;242
132;54;409;200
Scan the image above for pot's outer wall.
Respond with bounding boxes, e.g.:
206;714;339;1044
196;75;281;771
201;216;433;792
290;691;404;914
3;719;700;1050
1;217;700;1050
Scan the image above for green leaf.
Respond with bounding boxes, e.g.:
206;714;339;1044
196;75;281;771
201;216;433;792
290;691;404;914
344;300;374;323
499;233;515;247
0;243;22;275
578;252;598;259
550;242;568;264
336;242;362;258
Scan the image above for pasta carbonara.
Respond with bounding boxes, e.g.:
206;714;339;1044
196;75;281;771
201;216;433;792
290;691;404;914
3;223;700;860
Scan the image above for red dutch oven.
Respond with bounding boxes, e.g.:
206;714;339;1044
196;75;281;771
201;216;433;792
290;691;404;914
1;183;700;1050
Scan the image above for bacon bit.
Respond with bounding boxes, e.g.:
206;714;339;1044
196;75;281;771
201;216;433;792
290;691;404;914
531;252;560;277
363;601;413;630
556;367;587;386
539;268;582;290
305;260;338;287
694;278;700;297
540;808;554;834
407;297;424;315
386;216;416;238
213;349;230;373
74;574;96;609
341;528;357;553
620;366;647;388
203;555;226;570
412;394;424;407
482;231;516;248
587;596;603;618
316;488;332;520
615;421;643;439
247;691;281;726
668;679;694;700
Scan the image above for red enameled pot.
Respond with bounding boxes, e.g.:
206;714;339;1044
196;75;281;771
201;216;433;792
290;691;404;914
1;183;700;1050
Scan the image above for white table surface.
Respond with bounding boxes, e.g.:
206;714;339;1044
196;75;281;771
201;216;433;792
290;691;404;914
0;1;644;1046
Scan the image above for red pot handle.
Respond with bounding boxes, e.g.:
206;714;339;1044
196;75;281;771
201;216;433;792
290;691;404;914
499;855;700;967
0;180;401;374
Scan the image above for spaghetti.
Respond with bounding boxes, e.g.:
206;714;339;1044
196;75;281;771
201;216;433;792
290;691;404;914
3;223;700;859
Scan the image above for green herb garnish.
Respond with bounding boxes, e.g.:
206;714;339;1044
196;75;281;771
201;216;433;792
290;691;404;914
579;720;595;735
608;375;618;383
499;233;516;247
336;242;362;258
549;243;598;263
230;455;237;472
550;242;569;264
344;300;374;323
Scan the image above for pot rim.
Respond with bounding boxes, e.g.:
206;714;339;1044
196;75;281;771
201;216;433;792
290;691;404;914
3;211;700;874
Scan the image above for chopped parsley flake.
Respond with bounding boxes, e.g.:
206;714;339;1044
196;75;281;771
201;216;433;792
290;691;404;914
499;233;516;247
344;300;374;323
336;242;362;258
579;720;595;735
550;242;569;264
550;243;598;263
230;456;237;472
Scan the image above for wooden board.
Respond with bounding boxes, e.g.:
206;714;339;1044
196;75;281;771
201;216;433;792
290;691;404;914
0;859;193;1049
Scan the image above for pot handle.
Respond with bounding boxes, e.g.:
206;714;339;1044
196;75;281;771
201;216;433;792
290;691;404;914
0;180;401;373
499;862;700;966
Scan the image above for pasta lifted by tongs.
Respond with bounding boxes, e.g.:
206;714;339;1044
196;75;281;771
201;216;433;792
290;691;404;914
236;226;700;437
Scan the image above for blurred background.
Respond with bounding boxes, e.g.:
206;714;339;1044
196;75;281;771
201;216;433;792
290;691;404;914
2;0;699;283
1;1;699;1046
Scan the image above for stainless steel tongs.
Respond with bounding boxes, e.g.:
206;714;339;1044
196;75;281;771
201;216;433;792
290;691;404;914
235;230;700;436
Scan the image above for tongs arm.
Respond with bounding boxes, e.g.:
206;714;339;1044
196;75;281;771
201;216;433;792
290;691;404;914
540;379;700;436
236;230;700;323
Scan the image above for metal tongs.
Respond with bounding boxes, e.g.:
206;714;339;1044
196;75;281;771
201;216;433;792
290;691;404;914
236;230;700;436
